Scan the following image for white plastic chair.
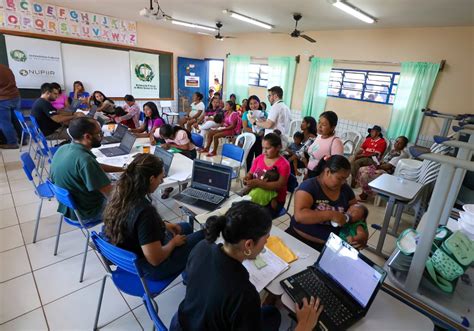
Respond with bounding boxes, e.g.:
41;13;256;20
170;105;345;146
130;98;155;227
340;131;363;156
234;132;257;173
288;119;302;138
160;101;179;124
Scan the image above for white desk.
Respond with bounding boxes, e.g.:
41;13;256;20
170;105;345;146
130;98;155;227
93;139;193;189
180;197;434;331
368;174;424;257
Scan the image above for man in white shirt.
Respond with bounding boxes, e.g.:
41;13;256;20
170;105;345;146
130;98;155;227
252;86;291;135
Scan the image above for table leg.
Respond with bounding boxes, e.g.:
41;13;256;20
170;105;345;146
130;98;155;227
392;203;404;235
374;197;396;256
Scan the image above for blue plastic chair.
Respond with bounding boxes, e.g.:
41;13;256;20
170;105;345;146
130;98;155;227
191;133;204;159
13;110;31;152
46;180;102;283
20;153;54;243
139;111;145;122
91;231;176;331
276;173;299;219
220;143;245;185
29;115;59;178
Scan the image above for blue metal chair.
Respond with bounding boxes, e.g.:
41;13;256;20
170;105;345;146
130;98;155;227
139;111;145;122
46;180;102;282
91;231;176;331
13;110;32;152
29;115;59;178
19;153;54;243
276;173;299;219
220;143;245;186
191;133;204;159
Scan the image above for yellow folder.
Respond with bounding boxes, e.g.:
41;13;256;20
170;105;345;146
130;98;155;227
266;236;298;263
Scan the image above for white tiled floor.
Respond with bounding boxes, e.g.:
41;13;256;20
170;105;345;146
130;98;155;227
0;147;408;330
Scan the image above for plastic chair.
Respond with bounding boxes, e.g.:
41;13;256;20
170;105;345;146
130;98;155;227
20;153;54;243
47;180;102;282
91;231;176;331
13;110;32;152
220;143;245;186
160;101;179;124
234;132;256;172
29;115;59;179
288;119;302;138
276;174;299;219
191;132;204;159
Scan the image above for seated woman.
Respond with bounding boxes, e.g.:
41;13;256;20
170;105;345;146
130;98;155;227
68;80;89;109
201;100;241;157
114;94;140;129
306;111;344;178
50;82;70;111
357;136;409;201
103;153;204;280
286;155;366;252
242;95;267;172
156;124;197;160
202;95;222;120
289;117;318;176
131;102;165;145
243;133;290;218
180;92;205;131
90;90;116;115
171;201;322;331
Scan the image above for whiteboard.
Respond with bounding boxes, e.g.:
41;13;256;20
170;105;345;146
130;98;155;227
61;43;131;97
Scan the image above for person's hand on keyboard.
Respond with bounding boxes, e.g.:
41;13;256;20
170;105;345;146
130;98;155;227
294;296;324;331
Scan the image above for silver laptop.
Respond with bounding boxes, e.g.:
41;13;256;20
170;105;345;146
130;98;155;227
101;124;128;145
99;131;136;157
154;146;174;177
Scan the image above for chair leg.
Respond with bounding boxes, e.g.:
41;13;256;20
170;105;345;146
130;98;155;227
53;216;63;256
79;230;90;282
19;132;24;152
93;274;108;331
32;199;44;243
393;204;404;235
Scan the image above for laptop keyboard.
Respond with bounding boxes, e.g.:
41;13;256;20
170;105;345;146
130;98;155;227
292;271;354;327
182;188;223;204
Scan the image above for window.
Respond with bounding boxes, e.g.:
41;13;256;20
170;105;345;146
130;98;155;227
249;64;269;87
328;68;400;105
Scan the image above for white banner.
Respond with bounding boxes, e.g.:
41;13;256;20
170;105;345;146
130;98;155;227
5;35;64;89
130;51;159;98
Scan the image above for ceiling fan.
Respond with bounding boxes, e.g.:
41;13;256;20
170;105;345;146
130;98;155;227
289;13;316;43
199;22;236;40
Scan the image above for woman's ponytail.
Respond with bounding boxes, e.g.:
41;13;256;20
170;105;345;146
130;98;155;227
205;215;227;242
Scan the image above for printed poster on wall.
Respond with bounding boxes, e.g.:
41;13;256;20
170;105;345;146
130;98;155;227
185;76;200;88
5;34;64;89
130;51;160;98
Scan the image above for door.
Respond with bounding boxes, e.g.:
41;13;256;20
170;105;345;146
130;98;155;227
177;57;209;114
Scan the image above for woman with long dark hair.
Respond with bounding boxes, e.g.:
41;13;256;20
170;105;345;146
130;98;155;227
131;101;165;145
171;201;322;331
68;80;89;109
90;90;115;114
156;124;197;160
242;95;267;172
103;154;204;280
286;155;366;251
289;116;317;175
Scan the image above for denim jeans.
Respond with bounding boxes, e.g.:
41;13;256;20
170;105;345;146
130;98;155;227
0;98;21;145
139;222;204;280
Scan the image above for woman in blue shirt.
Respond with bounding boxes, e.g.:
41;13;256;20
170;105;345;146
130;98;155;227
68;81;90;109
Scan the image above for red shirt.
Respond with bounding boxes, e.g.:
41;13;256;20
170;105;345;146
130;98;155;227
361;137;387;158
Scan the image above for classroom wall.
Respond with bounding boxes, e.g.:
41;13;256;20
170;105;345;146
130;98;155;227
198;26;474;136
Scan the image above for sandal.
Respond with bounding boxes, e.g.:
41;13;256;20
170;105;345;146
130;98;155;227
161;187;174;199
206;152;216;157
197;147;208;153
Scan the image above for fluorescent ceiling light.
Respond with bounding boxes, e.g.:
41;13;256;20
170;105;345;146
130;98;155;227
224;10;273;29
171;20;216;31
332;0;376;24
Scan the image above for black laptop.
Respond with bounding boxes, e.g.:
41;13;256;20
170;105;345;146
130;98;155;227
281;233;386;331
99;131;136;157
173;160;233;211
101;124;128;145
154;146;174;177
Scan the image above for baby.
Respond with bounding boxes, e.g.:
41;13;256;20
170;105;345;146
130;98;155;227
339;204;369;246
196;113;224;141
241;167;280;209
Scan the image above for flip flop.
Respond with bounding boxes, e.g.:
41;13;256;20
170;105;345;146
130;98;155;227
206;152;216;157
161;187;174;199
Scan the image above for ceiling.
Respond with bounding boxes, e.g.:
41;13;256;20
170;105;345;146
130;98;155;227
45;0;474;35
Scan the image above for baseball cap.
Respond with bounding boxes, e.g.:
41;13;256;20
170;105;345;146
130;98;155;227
368;125;382;133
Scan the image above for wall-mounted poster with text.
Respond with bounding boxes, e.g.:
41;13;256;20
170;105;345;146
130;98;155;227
130;51;160;98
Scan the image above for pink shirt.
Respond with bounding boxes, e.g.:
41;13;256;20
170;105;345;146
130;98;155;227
147;118;165;133
250;154;290;203
121;104;141;128
307;136;344;170
224;111;242;135
165;129;195;149
51;93;68;110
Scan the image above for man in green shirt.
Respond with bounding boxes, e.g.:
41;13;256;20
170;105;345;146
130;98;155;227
50;117;124;221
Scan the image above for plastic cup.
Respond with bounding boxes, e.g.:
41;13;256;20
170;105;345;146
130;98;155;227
143;145;150;154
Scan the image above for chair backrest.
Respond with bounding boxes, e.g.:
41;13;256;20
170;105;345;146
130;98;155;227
340;131;363;150
343;140;355;156
234;132;256;163
91;231;141;276
191;133;204;148
46;180;77;210
20;152;36;182
287;173;299;193
139;111;145;122
288;119;302;138
381;138;391;159
160;101;172;112
221;143;244;163
13;111;29;133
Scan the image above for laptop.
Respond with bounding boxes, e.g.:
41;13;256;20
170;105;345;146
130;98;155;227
281;233;386;331
154;146;174;177
99;131;136;157
65;99;82;112
101;124;128;145
173;160;233;211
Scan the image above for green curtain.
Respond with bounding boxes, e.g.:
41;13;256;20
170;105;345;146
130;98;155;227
387;62;440;142
301;57;334;119
268;56;297;106
225;55;250;104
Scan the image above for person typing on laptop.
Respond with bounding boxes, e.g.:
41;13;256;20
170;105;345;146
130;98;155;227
170;201;323;331
50;117;124;222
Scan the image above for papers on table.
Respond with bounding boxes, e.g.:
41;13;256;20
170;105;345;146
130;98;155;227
243;247;290;292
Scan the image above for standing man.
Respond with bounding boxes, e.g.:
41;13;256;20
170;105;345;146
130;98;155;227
0;64;21;149
252;86;291;135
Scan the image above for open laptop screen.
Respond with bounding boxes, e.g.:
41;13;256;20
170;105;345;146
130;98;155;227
113;124;128;138
154;147;174;176
191;160;232;196
118;131;136;152
317;234;385;308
